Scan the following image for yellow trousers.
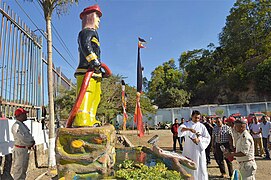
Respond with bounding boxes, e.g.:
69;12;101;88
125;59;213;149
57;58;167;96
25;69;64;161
73;75;101;127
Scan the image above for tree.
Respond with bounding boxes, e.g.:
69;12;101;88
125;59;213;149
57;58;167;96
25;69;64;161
219;0;271;64
217;0;271;99
97;75;123;122
179;48;221;105
98;75;156;122
28;0;79;168
254;57;271;93
54;86;76;120
148;59;190;108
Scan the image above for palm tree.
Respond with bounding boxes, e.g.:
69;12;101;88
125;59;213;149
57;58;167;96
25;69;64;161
29;0;79;168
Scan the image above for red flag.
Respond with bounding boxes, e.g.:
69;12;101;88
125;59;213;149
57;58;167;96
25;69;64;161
134;93;144;137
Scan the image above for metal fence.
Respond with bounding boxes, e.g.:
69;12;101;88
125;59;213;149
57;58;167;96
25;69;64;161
0;1;73;120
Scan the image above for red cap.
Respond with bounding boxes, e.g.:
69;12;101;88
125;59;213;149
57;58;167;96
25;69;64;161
15;108;29;117
80;4;102;19
227;116;235;123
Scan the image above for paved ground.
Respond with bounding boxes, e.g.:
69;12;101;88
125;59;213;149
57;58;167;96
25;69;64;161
25;129;271;179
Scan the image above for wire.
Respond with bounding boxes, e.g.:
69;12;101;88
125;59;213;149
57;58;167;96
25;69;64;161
14;0;76;71
33;2;77;66
52;24;77;65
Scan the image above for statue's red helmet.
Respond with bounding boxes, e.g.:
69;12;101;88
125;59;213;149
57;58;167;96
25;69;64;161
80;4;102;19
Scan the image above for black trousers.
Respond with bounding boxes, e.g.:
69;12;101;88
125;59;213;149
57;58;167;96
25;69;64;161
263;137;270;158
173;136;183;151
214;142;233;177
0;153;12;179
205;141;212;163
181;136;185;143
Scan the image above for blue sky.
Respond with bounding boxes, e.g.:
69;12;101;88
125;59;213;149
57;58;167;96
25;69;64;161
5;0;236;87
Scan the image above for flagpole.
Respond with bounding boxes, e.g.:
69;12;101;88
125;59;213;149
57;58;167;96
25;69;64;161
137;46;140;137
135;37;146;137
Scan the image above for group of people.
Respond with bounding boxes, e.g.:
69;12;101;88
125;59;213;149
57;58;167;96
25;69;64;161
249;115;271;160
170;111;269;180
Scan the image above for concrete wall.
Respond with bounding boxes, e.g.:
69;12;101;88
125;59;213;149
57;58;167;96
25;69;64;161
115;101;271;128
156;101;271;124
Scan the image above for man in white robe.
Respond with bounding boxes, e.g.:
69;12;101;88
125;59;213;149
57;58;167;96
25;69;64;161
178;110;211;180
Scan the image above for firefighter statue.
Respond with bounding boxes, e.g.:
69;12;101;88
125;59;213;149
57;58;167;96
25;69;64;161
56;5;115;179
73;4;104;127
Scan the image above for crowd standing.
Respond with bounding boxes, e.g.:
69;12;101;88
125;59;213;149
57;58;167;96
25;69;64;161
171;111;271;180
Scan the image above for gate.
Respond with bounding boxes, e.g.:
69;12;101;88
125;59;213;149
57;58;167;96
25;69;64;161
0;1;73;120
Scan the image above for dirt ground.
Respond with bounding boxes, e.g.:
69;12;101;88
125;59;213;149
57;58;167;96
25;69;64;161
25;129;271;180
122;129;271;180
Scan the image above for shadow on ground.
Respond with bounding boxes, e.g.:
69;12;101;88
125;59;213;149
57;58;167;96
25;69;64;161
209;175;230;180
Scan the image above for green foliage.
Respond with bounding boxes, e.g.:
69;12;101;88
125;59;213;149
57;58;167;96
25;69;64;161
116;160;183;180
227;64;248;91
98;75;156;122
148;59;190;108
98;75;123;122
178;48;223;105
33;0;79;17
219;0;271;63
154;87;190;108
215;109;224;116
54;86;76;120
254;57;271;93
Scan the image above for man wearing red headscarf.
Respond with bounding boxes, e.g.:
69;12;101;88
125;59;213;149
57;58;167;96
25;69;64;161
12;108;35;180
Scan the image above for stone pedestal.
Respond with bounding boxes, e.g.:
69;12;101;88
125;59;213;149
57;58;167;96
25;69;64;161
55;124;116;179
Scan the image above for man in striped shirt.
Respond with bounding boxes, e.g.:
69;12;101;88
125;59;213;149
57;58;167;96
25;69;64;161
212;117;234;178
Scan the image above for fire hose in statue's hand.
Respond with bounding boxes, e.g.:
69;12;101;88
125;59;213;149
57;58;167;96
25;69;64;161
65;63;112;128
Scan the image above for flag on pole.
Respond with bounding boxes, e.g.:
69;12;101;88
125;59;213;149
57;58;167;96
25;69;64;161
134;37;146;137
121;80;128;131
